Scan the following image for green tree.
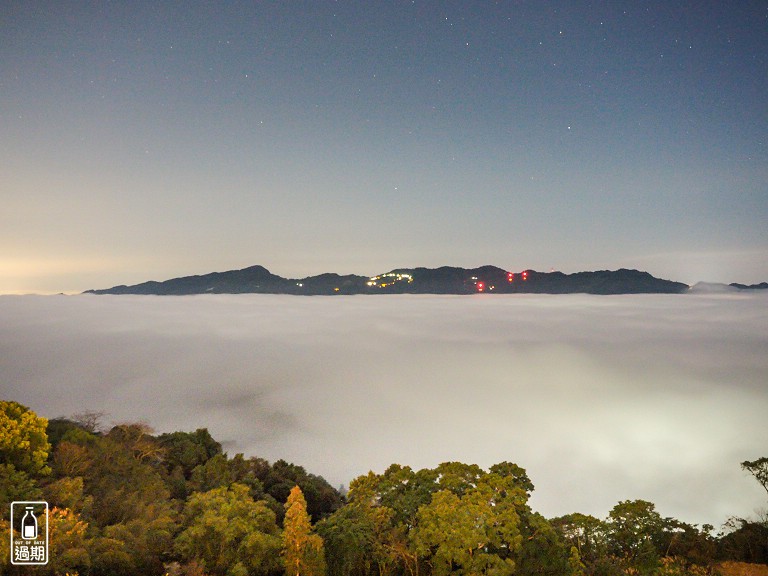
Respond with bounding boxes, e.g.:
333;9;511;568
264;459;343;523
345;464;441;576
661;520;717;566
190;453;235;493
718;517;768;564
159;428;222;469
89;534;135;576
83;430;174;528
607;500;664;573
434;461;484;496
175;483;282;576
228;454;268;500
316;505;378;576
48;424;179;575
348;464;438;528
343;461;548;576
43;475;93;515
741;457;768;496
159;428;224;498
283;486;326;576
0;463;42;513
551;513;610;568
0;400;51;476
487;463;566;576
410;474;525;576
488;462;535;495
568;546;586;576
516;511;567;576
46;416;97;449
99;506;177;575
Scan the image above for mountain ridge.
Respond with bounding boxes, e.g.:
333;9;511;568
84;265;705;295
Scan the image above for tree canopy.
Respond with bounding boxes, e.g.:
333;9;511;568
742;458;768;496
0;400;763;576
0;399;51;476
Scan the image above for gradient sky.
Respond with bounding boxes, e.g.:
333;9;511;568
2;1;767;293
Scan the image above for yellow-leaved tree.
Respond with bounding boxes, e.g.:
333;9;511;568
1;400;50;507
283;485;326;576
0;400;51;476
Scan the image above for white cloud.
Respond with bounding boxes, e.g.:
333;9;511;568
1;292;766;526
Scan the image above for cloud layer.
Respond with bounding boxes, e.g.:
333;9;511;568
1;293;767;526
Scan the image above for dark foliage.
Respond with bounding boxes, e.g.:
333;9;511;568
0;401;763;576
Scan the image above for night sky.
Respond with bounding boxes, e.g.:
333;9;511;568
2;2;767;293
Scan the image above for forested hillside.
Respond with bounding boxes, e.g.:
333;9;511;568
1;400;766;576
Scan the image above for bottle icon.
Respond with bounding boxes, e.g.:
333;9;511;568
21;507;38;540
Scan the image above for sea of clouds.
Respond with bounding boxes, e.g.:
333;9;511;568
1;292;767;527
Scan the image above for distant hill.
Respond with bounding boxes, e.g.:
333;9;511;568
730;282;768;290
85;265;692;295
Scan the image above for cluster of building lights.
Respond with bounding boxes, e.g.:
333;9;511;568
473;270;528;292
506;271;528;282
361;270;530;292
367;272;414;288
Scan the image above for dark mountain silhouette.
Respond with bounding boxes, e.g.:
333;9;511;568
85;265;691;295
730;282;768;290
